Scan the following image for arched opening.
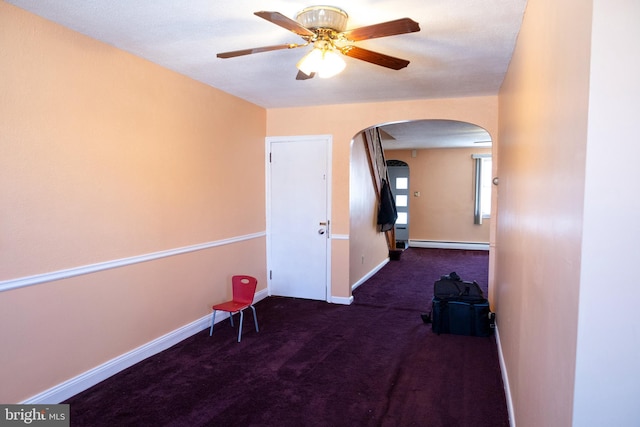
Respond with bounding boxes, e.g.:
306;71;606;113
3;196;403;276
350;119;494;292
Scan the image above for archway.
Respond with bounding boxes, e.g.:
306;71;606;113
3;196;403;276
349;119;494;296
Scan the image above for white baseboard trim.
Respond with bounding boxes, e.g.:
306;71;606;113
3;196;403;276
351;258;390;292
330;295;354;305
495;324;516;427
409;240;489;251
22;288;269;404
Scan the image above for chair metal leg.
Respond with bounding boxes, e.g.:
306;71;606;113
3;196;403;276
209;310;217;336
237;310;244;342
250;305;259;332
212;307;256;342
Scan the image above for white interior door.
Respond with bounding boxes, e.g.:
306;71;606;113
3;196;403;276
267;135;331;301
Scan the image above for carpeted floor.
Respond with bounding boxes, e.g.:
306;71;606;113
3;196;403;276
64;248;508;426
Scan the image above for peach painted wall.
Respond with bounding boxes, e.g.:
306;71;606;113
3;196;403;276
385;147;492;243
0;3;266;403
349;133;389;287
496;0;592;425
267;96;498;294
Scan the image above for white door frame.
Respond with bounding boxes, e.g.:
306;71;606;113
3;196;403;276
265;134;332;301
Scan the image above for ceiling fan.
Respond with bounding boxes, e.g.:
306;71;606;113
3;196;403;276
217;6;420;80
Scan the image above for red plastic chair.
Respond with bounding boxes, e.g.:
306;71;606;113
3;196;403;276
209;275;259;342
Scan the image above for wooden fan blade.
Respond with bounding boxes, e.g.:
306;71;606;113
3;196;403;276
254;11;316;38
217;43;301;58
341;18;420;41
341;46;410;70
296;70;316;80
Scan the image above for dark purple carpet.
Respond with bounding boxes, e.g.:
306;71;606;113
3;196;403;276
64;248;508;426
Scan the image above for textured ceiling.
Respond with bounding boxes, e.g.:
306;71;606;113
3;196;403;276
7;0;526;147
380;120;492;150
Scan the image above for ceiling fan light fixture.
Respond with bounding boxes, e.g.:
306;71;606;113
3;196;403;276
317;49;346;78
295;6;348;31
217;9;420;80
296;48;324;76
296;45;346;78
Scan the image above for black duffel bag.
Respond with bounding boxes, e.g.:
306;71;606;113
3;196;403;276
434;271;485;302
422;272;495;336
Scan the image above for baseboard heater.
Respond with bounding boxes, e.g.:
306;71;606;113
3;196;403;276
409;240;489;251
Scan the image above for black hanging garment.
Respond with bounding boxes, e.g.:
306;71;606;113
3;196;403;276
377;178;397;232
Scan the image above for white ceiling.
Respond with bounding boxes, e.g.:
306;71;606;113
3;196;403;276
7;0;526;147
379;119;492;150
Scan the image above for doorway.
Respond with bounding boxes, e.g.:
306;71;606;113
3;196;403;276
266;135;332;301
350;119;494;299
387;160;410;249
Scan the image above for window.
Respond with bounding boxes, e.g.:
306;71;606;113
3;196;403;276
472;154;492;224
480;157;492;217
395;177;408;190
396;212;408;225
